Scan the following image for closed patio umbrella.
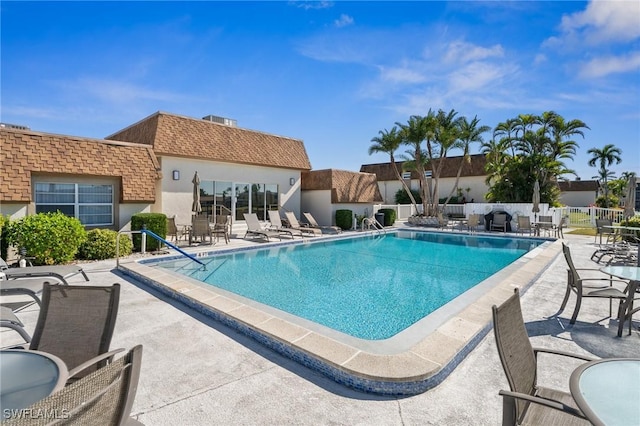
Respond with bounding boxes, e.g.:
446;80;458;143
192;171;202;214
532;180;540;222
624;175;636;220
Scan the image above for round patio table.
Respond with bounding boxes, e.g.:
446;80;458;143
0;349;68;415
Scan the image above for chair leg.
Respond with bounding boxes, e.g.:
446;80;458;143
570;295;582;324
559;283;572;312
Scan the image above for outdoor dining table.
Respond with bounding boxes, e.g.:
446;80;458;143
600;265;640;336
569;358;640;426
0;349;68;415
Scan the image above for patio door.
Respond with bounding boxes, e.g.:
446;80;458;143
234;183;250;222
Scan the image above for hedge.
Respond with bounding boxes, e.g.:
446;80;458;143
378;208;397;226
131;213;167;251
78;229;133;260
335;209;353;230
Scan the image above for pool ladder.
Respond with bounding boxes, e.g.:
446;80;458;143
361;217;386;236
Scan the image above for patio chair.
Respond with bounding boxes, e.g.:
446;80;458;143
302;212;342;234
490;213;508;232
437;212;450;230
0;305;31;344
268;210;303;238
283;212;320;236
560;243;630;325
1;257;89;281
243;213;283;241
3;345;143;426
211;215;230;243
516;216;533;236
189;216;213;245
537;215;555;237
467;214;481;233
28;283;121;378
166;216;185;243
493;288;594;426
594;218;615;245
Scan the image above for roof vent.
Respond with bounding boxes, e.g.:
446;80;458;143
202;115;237;127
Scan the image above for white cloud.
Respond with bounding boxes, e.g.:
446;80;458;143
443;41;504;64
60;77;185;104
558;0;640;44
578;51;640;78
334;14;354;28
288;1;333;10
379;65;428;84
448;61;515;93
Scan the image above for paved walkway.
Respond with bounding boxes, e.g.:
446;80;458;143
5;231;639;425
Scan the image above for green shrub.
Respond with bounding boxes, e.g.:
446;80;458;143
378;208;396;226
595;195;619;208
620;216;640;242
131;213;167;251
5;212;86;265
78;229;133;260
395;188;422;204
335;209;353;230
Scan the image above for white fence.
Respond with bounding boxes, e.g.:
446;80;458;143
374;204;634;227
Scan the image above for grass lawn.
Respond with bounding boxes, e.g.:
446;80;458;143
566;227;596;236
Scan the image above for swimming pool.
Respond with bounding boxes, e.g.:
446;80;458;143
119;229;558;395
156;231;541;340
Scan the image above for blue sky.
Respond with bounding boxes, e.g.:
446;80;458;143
2;1;639;181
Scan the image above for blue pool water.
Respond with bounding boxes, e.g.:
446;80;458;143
156;231;542;340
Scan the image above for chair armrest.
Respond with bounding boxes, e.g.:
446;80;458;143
532;347;596;362
67;348;126;379
498;390;587;419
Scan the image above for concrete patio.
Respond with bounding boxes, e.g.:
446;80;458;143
3;229;639;425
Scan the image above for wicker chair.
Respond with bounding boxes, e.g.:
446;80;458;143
3;345;143;426
560;243;629;326
28;283;120;378
493;289;594;426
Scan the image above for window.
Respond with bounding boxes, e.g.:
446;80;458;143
424;170;433;178
35;183;113;226
402;171;411;179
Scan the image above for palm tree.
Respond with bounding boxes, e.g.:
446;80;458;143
444;115;489;203
587;144;622;207
368;127;418;211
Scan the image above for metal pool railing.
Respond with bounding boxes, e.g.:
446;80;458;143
116;228;205;269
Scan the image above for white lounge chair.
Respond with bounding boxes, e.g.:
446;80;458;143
283;212;320;236
268;211;303;239
243;213;283;241
302;212;342;234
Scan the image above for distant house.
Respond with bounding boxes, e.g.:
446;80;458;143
1;112;312;232
301;169;383;226
557;180;599;207
360;154;488;204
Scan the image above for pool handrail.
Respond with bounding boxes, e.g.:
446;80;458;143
116;229;206;269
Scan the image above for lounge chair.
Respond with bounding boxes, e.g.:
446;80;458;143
1;275;68;312
560;243;630;326
302;212;342;234
517;216;533;236
243;213;283;241
1;257;89;281
490;213;508;232
3;345;143;426
0;305;31;344
493;288;594;426
27;283;121;377
268;210;303;238
284;212;320;236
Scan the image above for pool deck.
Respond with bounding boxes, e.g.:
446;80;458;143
3;226;639;424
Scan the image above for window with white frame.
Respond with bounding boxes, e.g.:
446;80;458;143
35;183;114;226
402;171;411;179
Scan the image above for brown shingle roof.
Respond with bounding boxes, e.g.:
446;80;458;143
557;180;598;191
360;154;487;181
302;169;383;203
1;128;160;203
107;112;312;171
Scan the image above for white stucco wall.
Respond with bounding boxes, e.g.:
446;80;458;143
160;156;302;227
559;191;596;207
378;176;488;204
300;190;332;225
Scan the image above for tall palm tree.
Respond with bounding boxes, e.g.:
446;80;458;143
587;144;622;207
444;115;489;203
368;127;418;210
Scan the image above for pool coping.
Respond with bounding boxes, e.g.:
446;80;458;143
117;228;562;395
